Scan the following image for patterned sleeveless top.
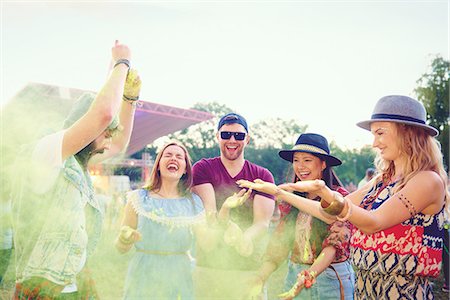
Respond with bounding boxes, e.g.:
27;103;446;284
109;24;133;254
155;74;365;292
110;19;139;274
351;180;445;277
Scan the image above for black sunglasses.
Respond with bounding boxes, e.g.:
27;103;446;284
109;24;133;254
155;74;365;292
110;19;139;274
220;131;246;141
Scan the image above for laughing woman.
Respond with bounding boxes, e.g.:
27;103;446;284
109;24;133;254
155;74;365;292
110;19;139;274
241;133;354;300
115;141;205;299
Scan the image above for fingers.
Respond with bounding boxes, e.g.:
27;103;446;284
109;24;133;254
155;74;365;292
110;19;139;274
254;178;265;184
236;189;247;197
236;179;251;188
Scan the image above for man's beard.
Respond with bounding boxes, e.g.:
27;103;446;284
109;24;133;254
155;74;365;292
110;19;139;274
75;141;100;168
221;145;243;161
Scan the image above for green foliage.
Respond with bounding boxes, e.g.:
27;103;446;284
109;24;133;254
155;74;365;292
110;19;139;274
249;118;308;149
245;147;293;184
166;102;233;161
414;56;450;170
330;143;376;185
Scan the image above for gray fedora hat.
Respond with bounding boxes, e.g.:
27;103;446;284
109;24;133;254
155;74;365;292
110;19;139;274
357;95;439;137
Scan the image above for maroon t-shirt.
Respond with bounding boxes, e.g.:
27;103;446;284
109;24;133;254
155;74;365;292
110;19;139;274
192;157;275;270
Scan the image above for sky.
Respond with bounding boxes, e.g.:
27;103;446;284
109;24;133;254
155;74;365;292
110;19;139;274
1;0;448;149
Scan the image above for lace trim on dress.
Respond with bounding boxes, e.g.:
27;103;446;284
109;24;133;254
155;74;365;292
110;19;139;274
128;190;206;229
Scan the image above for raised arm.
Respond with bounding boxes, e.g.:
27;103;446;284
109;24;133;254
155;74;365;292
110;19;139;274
89;69;141;164
62;40;131;161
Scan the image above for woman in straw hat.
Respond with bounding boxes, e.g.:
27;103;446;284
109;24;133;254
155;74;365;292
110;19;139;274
241;133;355;300
240;95;448;299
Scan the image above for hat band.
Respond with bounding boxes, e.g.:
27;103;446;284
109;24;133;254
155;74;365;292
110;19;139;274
371;113;425;124
292;144;328;155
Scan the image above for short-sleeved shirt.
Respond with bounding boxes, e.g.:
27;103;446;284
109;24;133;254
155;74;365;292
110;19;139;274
25;130;87;292
192;157;275;270
193;157;275;229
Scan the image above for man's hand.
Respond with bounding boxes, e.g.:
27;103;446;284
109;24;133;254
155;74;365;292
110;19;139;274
124;69;141;100
111;40;131;62
223;188;252;209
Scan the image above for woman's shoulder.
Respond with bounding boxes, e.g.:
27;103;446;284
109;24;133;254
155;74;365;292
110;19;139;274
407;170;444;190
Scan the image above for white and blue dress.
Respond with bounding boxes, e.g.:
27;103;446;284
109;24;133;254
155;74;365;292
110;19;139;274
123;189;205;300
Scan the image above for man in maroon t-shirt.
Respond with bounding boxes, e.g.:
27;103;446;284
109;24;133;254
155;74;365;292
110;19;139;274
192;112;275;299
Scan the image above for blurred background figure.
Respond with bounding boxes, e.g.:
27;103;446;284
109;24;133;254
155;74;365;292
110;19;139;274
357;167;375;189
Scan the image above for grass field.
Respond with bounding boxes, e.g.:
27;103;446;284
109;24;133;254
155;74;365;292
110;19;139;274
1;228;448;299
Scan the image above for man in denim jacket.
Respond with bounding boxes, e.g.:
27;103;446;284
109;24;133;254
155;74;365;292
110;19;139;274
11;40;141;299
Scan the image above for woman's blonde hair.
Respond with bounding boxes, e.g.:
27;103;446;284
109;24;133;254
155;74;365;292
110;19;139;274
144;141;193;197
373;123;449;215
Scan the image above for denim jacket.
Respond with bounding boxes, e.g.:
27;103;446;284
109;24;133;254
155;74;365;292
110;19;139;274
13;155;103;286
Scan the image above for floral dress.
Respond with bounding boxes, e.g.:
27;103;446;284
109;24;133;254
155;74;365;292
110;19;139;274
123;189;205;300
351;181;444;299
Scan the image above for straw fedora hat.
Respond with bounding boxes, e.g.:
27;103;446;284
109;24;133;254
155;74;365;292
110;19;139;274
278;133;342;167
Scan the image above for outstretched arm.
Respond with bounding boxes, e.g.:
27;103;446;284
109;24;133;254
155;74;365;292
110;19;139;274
279;172;445;234
237;179;335;224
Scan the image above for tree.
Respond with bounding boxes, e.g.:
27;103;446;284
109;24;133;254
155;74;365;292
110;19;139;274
249;118;307;149
140;101;376;185
166;102;234;162
414;56;449;170
330;144;376;185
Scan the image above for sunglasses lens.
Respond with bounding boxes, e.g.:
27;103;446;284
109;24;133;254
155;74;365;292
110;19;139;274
234;132;246;140
220;131;246;140
220;132;232;139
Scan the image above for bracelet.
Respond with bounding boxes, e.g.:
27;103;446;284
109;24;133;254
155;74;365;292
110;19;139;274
320;192;345;216
336;196;353;221
299;270;317;288
123;95;140;108
123;94;139;101
114;59;130;70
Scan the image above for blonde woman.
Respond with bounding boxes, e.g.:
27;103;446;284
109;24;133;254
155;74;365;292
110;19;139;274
241;95;448;299
115;141;205;299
